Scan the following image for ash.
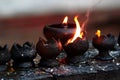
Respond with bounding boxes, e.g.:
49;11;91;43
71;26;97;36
0;46;120;79
44;47;120;76
45;65;97;76
18;69;52;80
0;68;52;80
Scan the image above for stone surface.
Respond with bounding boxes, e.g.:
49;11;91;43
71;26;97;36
0;59;120;80
1;48;120;80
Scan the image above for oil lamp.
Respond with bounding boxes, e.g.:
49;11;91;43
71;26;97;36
0;45;11;71
63;16;89;63
36;37;62;67
92;30;116;61
44;16;76;45
11;42;37;68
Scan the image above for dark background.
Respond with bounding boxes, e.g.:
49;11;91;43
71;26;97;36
0;1;120;47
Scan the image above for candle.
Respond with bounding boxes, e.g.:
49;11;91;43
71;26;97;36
36;37;62;67
92;30;116;61
0;45;10;71
63;16;89;63
11;42;37;68
43;16;76;45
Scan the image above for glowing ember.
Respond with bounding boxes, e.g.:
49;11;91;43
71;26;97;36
96;30;101;37
62;16;68;24
66;16;83;44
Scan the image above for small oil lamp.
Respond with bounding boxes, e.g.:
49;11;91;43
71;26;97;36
64;16;89;63
92;30;116;61
0;45;11;71
44;16;76;45
118;32;120;46
11;42;37;68
36;38;62;67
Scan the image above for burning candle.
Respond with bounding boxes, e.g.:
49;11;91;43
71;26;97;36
64;16;89;59
92;30;116;61
43;16;76;45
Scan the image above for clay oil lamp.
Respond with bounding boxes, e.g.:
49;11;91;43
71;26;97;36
0;45;11;71
92;30;116;61
44;16;76;45
63;16;89;63
10;42;37;68
36;38;62;67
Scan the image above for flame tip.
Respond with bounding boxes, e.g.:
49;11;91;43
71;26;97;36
96;30;101;37
66;16;84;44
62;16;68;24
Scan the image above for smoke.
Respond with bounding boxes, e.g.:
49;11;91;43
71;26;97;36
82;0;102;34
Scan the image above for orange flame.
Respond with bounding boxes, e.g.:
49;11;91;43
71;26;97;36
96;30;101;37
66;16;83;44
62;16;68;24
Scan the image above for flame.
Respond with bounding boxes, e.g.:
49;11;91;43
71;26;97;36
96;30;101;37
57;40;63;50
62;16;68;24
66;16;83;44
